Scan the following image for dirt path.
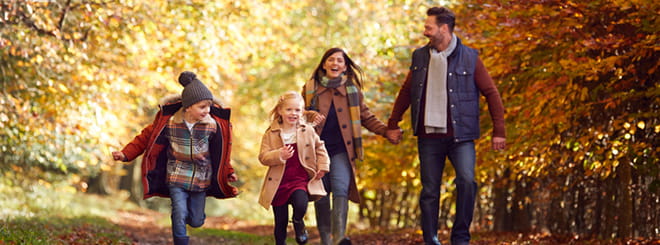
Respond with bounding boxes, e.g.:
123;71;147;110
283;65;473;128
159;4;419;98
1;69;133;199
109;209;176;244
110;209;320;244
110;208;428;245
109;210;235;244
110;209;655;245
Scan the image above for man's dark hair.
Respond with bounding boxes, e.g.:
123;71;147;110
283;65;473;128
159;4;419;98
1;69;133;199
427;7;455;33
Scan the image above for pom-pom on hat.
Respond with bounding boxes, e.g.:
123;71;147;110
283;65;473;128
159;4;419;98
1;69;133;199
178;71;213;108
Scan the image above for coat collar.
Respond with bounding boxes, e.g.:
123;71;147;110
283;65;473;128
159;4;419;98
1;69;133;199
170;108;215;125
160;94;227;121
315;82;348;96
424;36;464;59
267;120;309;133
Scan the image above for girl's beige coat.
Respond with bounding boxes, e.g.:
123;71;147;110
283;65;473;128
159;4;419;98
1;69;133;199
258;121;330;209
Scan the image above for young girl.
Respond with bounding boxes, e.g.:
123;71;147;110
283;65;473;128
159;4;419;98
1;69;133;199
112;71;238;245
258;91;330;245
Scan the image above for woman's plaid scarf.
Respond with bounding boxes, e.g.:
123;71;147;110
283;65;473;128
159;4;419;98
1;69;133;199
305;73;363;160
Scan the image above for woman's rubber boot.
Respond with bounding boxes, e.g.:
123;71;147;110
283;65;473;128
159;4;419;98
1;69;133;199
338;237;352;245
315;197;332;245
173;236;189;245
332;196;350;245
293;219;309;244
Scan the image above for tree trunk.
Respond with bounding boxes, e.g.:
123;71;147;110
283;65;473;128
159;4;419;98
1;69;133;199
591;180;603;237
87;163;122;195
616;157;633;238
118;159;145;206
512;177;531;232
603;176;617;238
493;168;512;232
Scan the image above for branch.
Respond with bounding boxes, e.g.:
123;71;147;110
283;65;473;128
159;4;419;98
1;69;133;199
18;9;58;38
57;0;72;31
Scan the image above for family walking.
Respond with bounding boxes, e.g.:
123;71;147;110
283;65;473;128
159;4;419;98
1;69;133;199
112;6;506;245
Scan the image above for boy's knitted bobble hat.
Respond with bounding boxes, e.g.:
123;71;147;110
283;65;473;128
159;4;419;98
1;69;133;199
178;71;213;108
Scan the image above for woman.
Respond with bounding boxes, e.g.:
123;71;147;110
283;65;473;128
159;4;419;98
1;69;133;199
303;48;390;245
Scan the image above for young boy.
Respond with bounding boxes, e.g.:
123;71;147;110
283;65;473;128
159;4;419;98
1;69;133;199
112;71;238;245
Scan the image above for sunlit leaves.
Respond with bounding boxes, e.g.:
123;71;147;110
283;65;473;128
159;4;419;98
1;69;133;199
1;0;657;234
458;0;658;236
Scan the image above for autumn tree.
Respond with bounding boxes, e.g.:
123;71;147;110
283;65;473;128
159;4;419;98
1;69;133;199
456;0;659;238
355;0;659;240
2;0;658;240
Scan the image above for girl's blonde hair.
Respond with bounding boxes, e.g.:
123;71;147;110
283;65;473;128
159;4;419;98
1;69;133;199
269;91;305;123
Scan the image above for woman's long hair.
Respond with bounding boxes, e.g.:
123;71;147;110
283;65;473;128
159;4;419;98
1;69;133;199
310;47;364;88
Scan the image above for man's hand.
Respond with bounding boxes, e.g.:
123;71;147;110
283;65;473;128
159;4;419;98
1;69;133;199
492;137;506;151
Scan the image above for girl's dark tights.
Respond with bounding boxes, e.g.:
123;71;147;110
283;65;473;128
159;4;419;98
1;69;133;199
272;189;309;245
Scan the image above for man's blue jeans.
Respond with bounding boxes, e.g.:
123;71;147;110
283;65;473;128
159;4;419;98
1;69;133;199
169;186;207;238
418;138;477;245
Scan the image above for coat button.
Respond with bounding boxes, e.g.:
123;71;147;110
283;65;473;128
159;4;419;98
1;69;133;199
306;143;310;147
337;108;343;112
342;124;347;129
334;92;340;96
302;128;306;132
305;157;310;160
268;177;272;180
347;141;351;145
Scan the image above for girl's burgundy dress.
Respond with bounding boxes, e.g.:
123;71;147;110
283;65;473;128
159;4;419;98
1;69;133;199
271;144;308;206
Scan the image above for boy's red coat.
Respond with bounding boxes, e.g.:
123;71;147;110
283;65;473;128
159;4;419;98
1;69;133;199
121;97;238;199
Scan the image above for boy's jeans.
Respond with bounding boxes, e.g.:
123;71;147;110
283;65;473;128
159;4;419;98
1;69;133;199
169;186;207;238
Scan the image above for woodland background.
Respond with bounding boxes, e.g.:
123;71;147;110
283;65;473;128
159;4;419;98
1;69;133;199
1;0;658;242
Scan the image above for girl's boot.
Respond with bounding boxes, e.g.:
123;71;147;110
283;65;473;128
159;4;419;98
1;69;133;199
292;219;308;244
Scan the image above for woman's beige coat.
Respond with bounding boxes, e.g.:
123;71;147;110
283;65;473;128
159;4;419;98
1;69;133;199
258;121;330;209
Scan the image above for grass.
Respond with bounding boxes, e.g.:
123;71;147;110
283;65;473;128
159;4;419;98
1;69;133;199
0;216;132;245
0;180;277;244
193;228;293;245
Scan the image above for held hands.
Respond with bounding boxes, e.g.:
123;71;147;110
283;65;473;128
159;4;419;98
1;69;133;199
111;151;125;161
385;129;403;144
280;145;295;160
312;113;326;127
303;110;325;127
492;137;506;151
